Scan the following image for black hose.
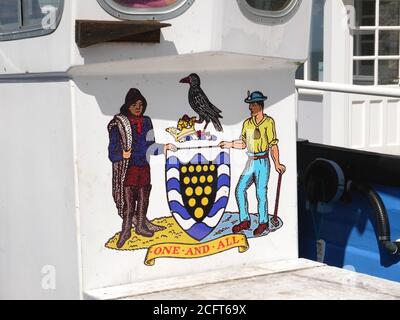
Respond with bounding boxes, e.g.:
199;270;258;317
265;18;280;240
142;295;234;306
351;181;400;256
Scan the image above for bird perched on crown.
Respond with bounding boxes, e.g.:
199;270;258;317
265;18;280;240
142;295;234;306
180;73;224;133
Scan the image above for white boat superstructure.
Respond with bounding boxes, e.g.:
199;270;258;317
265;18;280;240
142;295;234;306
0;0;312;299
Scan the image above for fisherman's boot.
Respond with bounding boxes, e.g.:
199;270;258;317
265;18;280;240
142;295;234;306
130;186;139;228
135;185;154;238
142;185;166;233
132;186;165;232
145;217;166;233
117;187;135;248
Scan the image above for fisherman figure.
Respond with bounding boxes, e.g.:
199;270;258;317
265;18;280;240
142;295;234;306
219;91;286;236
108;88;176;248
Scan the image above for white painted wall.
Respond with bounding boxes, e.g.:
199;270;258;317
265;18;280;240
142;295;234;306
221;0;312;61
0;0;312;298
0;0;312;74
0;82;81;299
297;92;325;142
73;0;312;66
0;1;73;74
297;0;400;156
72;67;299;291
347;94;400;155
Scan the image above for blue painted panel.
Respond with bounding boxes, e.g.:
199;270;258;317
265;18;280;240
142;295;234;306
298;184;400;282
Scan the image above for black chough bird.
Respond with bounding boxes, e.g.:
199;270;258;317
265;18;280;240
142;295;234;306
180;73;223;132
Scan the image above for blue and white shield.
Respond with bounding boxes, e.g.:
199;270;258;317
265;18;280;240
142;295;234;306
165;147;230;241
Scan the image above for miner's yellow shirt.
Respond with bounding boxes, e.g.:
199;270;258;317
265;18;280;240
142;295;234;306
241;115;279;154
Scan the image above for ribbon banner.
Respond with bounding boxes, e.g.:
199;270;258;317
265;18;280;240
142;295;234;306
144;234;249;266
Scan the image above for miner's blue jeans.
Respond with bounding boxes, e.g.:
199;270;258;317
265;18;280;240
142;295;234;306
235;152;270;224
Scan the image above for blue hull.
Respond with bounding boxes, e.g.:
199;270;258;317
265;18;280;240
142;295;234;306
298;142;400;282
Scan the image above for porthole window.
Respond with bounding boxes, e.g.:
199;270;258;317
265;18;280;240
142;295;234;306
97;0;195;21
246;0;293;12
238;0;301;24
0;0;64;41
112;0;179;9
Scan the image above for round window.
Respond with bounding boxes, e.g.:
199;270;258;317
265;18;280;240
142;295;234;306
97;0;195;20
238;0;301;24
112;0;179;9
245;0;293;12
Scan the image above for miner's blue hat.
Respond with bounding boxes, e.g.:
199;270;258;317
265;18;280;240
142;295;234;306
244;90;268;104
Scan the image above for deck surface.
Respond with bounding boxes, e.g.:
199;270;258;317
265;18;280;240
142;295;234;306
86;259;400;300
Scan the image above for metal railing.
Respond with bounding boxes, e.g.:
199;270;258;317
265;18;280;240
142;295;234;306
295;80;400;98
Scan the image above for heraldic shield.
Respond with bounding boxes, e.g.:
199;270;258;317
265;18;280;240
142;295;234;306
165;147;231;241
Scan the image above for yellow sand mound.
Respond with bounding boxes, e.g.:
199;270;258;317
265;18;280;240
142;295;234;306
105;216;198;251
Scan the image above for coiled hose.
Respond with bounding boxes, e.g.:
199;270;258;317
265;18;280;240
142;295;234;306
351;182;400;256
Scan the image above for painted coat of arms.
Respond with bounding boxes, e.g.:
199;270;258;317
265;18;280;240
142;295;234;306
106;74;285;266
165;148;230;241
